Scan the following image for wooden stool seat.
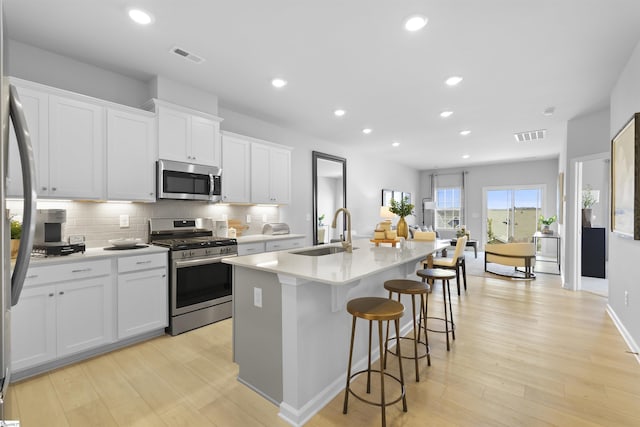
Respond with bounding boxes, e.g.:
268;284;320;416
343;297;407;426
416;268;456;351
383;279;431;382
347;297;404;321
384;279;431;294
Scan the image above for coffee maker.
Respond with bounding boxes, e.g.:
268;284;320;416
32;209;85;256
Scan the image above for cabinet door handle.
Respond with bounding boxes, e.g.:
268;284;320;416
51;187;57;191
71;268;92;273
41;186;47;191
59;291;64;295
136;260;152;265
27;275;38;279
48;293;54;297
162;274;166;278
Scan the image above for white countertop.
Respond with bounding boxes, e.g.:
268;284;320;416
27;245;168;266
236;234;306;244
224;238;449;285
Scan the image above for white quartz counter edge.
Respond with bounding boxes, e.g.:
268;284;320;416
28;245;169;266
224;238;449;286
235;234;306;244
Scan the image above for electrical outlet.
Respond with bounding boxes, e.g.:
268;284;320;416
625;290;629;306
119;214;129;228
246;214;252;223
254;287;262;308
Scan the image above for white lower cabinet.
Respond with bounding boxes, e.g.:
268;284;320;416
10;252;168;375
11;260;114;373
117;254;168;339
238;237;305;256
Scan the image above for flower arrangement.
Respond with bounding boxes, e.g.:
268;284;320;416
582;185;599;209
538;215;557;226
318;214;325;226
10;218;21;240
388;197;414;218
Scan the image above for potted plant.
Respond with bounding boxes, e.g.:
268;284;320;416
10;217;21;259
582;185;598;228
389;196;414;238
538;215;557;234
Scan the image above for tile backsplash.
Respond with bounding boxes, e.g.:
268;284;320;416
7;199;280;248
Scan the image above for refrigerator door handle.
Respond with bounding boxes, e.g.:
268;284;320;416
9;84;37;306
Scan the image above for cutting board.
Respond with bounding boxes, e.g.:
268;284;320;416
228;219;249;236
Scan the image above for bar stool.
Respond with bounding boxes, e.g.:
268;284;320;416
416;268;456;351
343;297;407;427
383;279;431;382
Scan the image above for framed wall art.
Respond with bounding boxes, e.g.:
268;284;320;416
611;112;640;239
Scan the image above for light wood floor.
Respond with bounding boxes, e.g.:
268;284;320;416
6;272;640;426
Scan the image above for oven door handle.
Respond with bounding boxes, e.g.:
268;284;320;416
174;255;236;268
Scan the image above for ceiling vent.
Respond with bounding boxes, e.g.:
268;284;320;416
514;129;546;143
170;46;205;64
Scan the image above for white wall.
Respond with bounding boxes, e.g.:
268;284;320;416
8;40;151;108
608;38;640;351
419;158;559;244
582;158;609;229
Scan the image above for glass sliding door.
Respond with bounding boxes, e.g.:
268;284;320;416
485;186;543;244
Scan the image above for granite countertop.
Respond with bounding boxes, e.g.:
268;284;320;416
236;234;306;244
27;245;169;266
224;238;449;285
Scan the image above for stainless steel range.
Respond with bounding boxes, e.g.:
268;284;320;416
149;218;237;335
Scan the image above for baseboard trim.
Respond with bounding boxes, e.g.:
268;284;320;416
606;304;640;365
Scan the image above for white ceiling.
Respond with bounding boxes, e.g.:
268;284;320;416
6;0;640;170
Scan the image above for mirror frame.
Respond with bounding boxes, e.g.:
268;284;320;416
312;151;347;245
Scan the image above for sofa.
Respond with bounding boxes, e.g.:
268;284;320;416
484;242;536;279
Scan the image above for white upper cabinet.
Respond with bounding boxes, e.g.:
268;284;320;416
251;142;291;204
221;132;251;203
153;100;222;167
8;86;48;198
49;96;105;199
107;108;156;201
9;79;107;200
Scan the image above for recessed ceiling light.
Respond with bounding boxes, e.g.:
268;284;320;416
462;154;470;159
460;130;471;136
392;141;400;147
446;76;463;86
440;111;453;118
362;128;372;134
334;109;346;117
271;78;287;88
128;8;153;25
404;15;428;32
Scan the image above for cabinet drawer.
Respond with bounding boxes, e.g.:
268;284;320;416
118;253;167;273
266;238;303;252
25;259;111;287
238;242;265;256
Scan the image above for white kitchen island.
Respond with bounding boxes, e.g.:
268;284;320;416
223;238;449;426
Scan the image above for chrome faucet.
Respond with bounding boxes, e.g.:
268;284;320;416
331;208;352;253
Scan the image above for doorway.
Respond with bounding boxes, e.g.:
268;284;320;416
483;186;544;245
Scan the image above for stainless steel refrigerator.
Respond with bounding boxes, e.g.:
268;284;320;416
0;0;37;423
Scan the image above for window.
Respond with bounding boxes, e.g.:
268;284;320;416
436;187;461;229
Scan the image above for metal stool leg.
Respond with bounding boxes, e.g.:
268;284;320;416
410;294;420;381
378;320;386;427
420;293;431;366
367;319;372;393
446;279;455;341
395;318;407;412
442;279;450;351
343;315;357;414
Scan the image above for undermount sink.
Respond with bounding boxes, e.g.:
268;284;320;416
291;246;358;256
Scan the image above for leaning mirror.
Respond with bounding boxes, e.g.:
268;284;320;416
312;151;347;245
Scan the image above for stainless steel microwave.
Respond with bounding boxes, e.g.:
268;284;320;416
157;159;222;202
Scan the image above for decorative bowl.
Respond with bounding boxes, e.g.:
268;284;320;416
108;238;142;248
